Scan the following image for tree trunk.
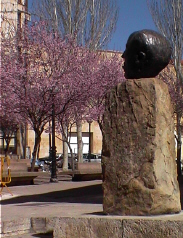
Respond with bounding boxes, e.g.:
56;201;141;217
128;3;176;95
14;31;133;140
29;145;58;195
77;120;83;163
62;124;68;171
63;141;68;171
23;123;27;159
176;112;182;177
68;143;74;171
16;127;24;159
37;143;40;159
31;131;41;171
4;139;10;157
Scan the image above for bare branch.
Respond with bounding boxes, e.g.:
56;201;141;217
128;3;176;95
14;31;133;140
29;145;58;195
31;0;118;49
147;0;183;84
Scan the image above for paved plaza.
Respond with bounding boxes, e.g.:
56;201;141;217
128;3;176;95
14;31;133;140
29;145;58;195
1;173;183;237
1;174;103;220
0;173;103;237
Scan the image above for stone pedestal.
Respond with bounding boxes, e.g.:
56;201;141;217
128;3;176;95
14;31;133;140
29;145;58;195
102;78;181;215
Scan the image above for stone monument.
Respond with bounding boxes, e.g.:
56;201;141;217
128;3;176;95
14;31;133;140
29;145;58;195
102;29;181;215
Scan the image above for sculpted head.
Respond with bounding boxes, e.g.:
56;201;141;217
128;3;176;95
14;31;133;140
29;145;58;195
122;29;172;79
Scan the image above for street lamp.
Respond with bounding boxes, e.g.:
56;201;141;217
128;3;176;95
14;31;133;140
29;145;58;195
50;96;58;183
88;120;92;162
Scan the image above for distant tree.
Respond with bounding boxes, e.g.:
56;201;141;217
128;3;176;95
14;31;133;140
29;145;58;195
147;0;183;176
0;114;20;156
0;29;22;155
30;0;119;163
14;23;87;171
54;51;125;170
2;22;124;171
0;89;20;156
30;0;118;49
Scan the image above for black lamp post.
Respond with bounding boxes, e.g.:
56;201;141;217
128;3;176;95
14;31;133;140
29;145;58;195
49;121;51;151
50;101;58;182
88;121;92;162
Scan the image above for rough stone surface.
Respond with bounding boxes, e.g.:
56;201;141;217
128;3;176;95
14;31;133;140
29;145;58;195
123;219;183;238
89;218;123;238
2;218;31;234
31;217;47;233
53;217;183;238
101;78;181;215
46;217;58;232
53;217;123;238
53;217;91;238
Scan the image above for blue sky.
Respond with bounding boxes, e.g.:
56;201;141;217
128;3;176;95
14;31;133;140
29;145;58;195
28;0;157;53
108;0;157;52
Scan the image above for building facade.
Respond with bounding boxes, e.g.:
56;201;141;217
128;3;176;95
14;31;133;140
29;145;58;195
27;121;103;158
0;0;30;157
1;0;30;34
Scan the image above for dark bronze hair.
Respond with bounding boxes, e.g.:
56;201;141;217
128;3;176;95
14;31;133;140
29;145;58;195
122;29;172;79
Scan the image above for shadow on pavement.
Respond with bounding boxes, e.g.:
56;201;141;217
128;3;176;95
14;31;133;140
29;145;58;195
32;232;53;238
2;177;183;209
0;184;103;205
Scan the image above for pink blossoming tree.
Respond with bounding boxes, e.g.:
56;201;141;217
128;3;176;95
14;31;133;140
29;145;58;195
0;31;23;155
1;22;125;170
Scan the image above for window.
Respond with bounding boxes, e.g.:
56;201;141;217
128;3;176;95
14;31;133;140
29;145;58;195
69;135;78;154
67;132;92;154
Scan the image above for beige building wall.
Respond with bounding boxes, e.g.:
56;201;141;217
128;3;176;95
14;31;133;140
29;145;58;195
27;121;102;158
1;0;30;35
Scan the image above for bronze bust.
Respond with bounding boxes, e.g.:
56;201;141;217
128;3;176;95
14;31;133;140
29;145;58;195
122;29;172;79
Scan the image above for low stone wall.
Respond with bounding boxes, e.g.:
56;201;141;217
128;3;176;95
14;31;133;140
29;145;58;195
72;162;102;181
53;217;183;238
2;216;183;238
1;218;31;237
76;162;102;173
